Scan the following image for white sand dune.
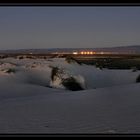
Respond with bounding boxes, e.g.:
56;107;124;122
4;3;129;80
0;83;140;133
0;58;140;134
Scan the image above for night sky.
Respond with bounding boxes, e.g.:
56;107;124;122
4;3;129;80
0;6;140;50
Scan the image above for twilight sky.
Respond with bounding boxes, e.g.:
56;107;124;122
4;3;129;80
0;6;140;50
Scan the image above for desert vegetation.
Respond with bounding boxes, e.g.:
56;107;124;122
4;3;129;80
136;74;140;83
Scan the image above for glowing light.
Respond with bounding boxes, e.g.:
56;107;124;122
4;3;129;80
81;52;84;54
73;52;78;55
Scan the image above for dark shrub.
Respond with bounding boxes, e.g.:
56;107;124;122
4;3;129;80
50;66;84;91
132;67;138;72
26;56;33;59
136;74;140;83
51;67;60;81
62;77;84;91
18;56;24;59
65;56;82;65
6;68;16;73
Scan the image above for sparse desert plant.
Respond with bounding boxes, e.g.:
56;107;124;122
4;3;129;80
132;67;138;72
50;66;85;91
51;66;60;81
62;77;84;91
51;66;62;81
43;56;47;59
136;74;140;83
18;56;24;59
65;56;82;65
26;55;33;59
5;68;16;73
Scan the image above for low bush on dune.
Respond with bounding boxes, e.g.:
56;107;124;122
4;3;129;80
51;66;62;81
65;56;82;65
62;77;84;91
18;56;24;59
3;68;16;73
50;66;85;91
136;74;140;83
132;67;138;72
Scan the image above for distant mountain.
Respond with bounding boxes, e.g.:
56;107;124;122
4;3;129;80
93;45;140;53
0;45;140;54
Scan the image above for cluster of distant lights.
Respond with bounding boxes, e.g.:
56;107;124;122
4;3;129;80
72;51;99;55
